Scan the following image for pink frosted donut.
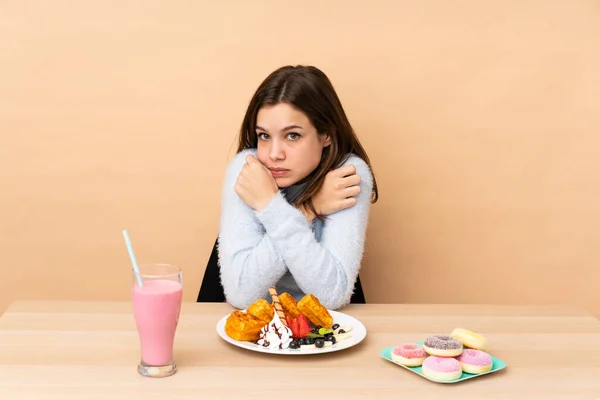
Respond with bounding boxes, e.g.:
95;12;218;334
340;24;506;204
391;343;427;367
456;349;493;374
421;356;462;382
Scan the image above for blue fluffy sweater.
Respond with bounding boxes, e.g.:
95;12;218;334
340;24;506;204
217;148;373;310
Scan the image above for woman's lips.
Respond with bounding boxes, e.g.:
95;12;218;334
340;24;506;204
269;168;290;177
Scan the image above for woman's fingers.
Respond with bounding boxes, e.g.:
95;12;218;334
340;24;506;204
342;173;361;188
344;185;361;198
338;197;357;210
333;164;356;178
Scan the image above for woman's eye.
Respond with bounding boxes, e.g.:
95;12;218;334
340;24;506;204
257;133;270;140
287;133;300;140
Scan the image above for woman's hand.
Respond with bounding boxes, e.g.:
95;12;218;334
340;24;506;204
305;164;361;220
234;154;279;211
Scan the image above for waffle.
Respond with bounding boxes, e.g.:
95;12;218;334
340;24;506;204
246;298;274;324
224;298;274;342
297;294;333;328
224;310;265;341
279;292;302;319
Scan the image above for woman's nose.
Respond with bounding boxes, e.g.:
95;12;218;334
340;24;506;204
269;141;285;161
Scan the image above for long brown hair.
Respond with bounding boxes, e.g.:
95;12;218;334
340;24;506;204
237;65;378;217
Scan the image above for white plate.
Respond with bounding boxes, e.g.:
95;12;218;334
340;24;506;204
216;310;367;355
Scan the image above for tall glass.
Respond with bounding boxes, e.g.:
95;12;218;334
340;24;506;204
131;264;182;378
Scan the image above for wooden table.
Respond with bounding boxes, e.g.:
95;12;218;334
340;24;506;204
1;301;599;399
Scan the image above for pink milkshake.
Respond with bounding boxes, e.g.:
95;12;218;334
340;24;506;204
131;264;182;378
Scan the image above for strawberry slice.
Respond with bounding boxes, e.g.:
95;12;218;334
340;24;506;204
291;317;300;338
296;314;311;338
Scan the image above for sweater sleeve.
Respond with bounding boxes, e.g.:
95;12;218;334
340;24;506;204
217;149;291;309
254;155;374;310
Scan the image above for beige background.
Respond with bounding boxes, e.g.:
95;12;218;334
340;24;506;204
1;1;599;317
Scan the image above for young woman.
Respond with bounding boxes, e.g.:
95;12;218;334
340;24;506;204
218;65;379;310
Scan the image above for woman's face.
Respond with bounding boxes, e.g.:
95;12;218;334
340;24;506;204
256;103;331;188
